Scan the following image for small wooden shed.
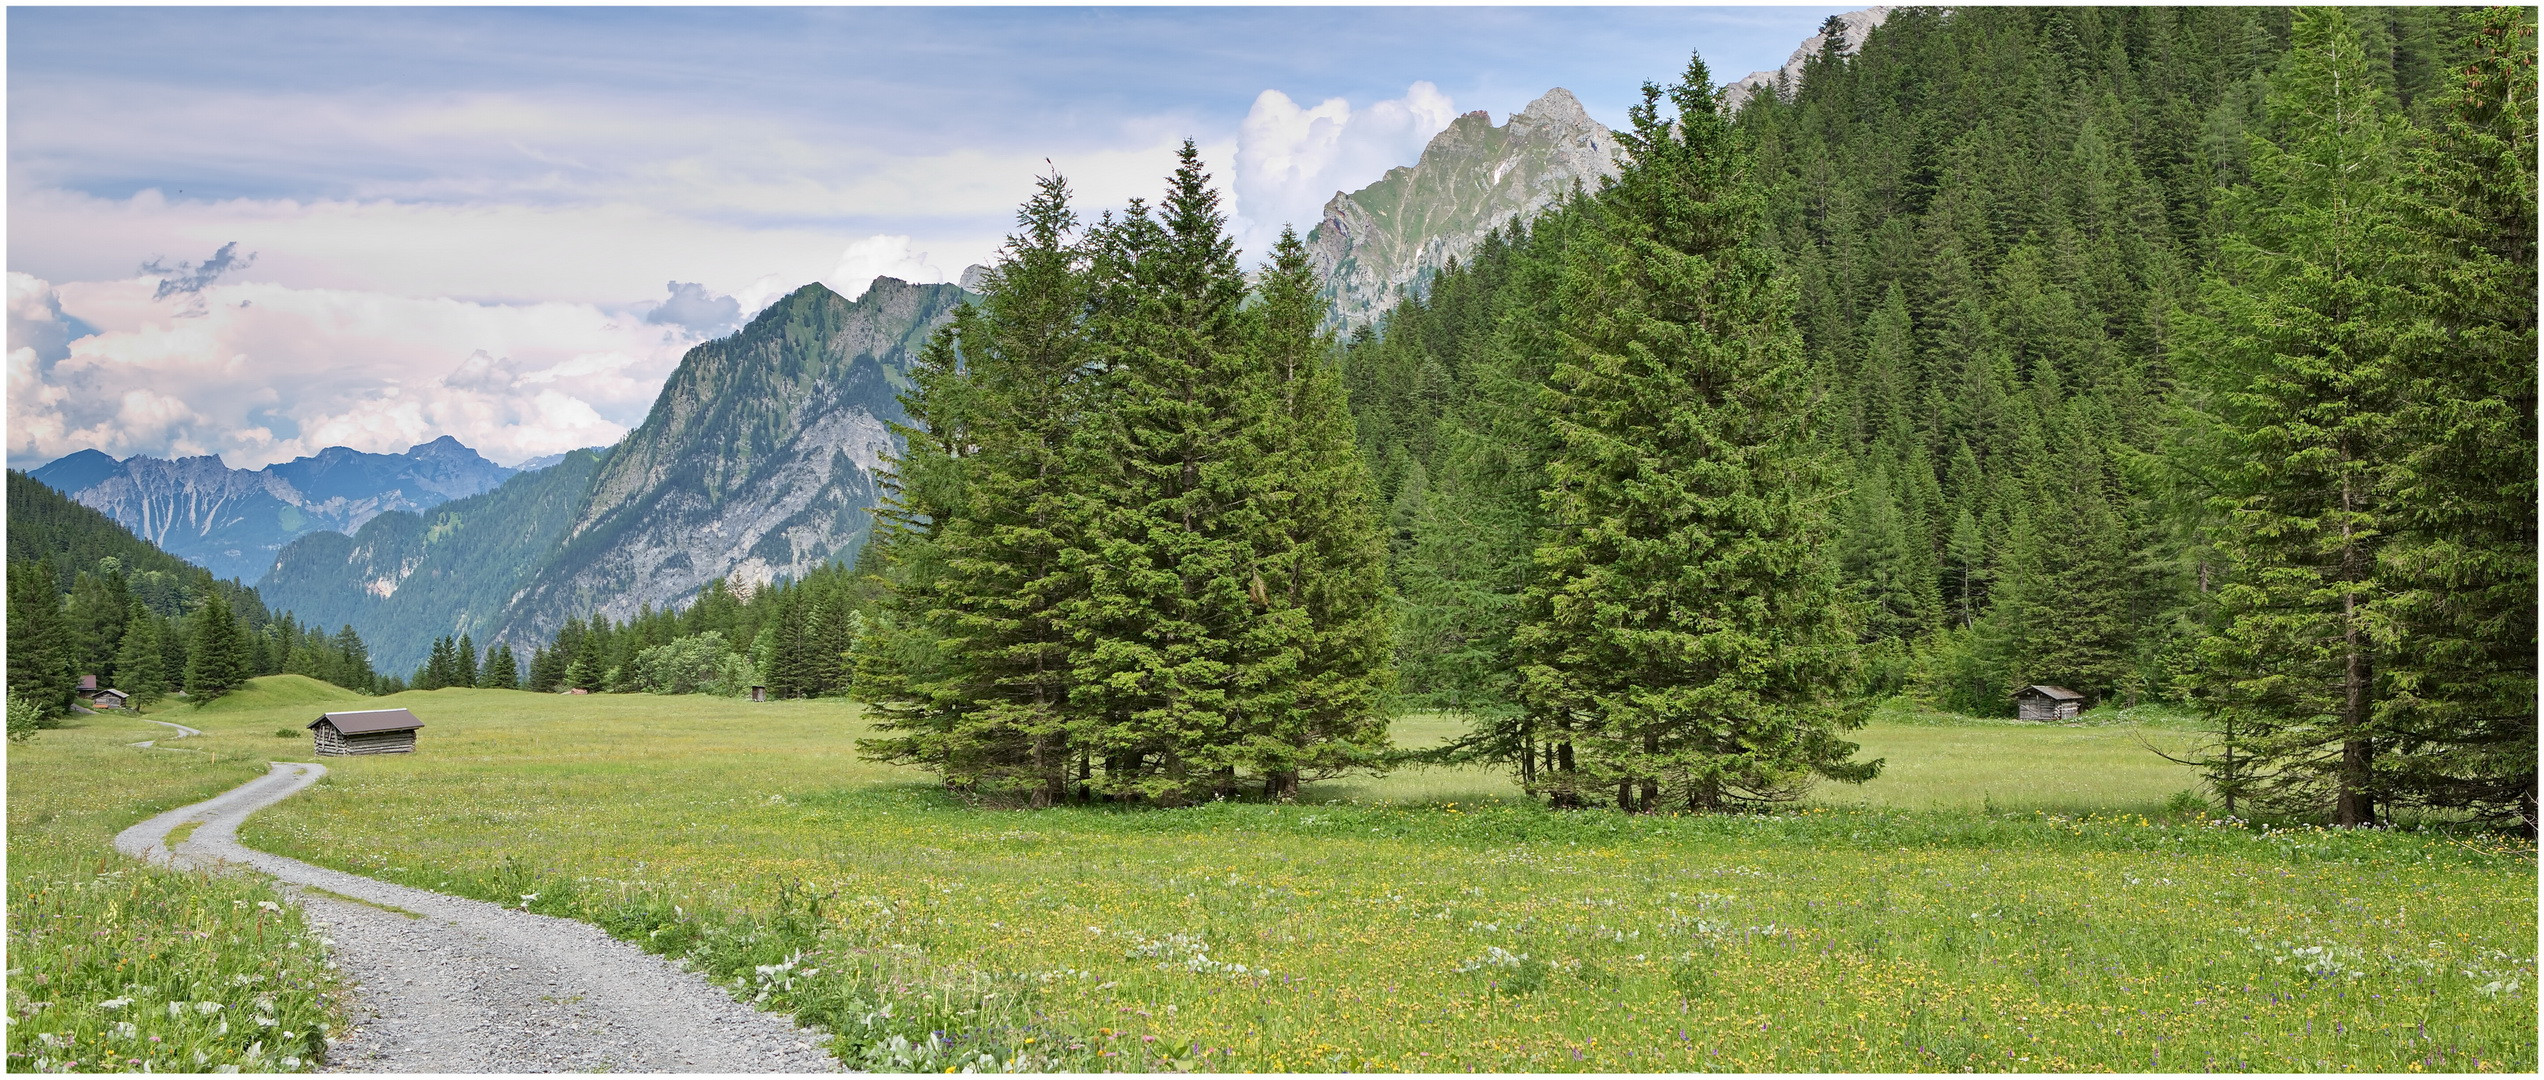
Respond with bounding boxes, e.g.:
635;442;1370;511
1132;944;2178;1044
750;684;767;703
74;675;128;710
308;708;424;756
2015;685;2086;721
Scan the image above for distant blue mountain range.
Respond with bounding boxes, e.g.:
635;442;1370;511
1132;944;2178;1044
29;436;523;583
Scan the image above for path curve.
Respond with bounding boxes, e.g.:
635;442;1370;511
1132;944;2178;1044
126;715;203;751
115;734;838;1073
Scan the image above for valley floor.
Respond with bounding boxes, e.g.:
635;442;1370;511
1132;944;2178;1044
12;681;2536;1072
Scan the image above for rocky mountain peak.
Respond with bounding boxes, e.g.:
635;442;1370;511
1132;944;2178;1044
1304;85;1620;330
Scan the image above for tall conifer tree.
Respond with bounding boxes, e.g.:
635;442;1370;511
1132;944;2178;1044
2373;7;2539;832
2174;7;2412;826
184;590;250;701
1243;227;1394;798
1065;143;1267;804
114;601;169;704
1512;52;1877;811
861;172;1096;803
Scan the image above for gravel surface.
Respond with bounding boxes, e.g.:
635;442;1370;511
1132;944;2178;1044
115;754;840;1073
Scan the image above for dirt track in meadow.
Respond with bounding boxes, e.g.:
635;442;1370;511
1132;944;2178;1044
114;724;837;1073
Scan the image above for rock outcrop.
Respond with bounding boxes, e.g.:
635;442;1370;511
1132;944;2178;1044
257;278;968;671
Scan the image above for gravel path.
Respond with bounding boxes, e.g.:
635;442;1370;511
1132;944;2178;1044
114;743;839;1073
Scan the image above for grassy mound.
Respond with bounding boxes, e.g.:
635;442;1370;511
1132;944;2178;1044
187;674;366;714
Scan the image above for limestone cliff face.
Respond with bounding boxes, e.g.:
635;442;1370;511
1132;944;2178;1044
1305;88;1621;329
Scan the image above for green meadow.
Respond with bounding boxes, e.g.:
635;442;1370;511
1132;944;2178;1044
6;688;344;1074
9;677;2535;1072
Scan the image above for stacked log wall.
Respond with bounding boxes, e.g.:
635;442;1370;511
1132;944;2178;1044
312;724;417;756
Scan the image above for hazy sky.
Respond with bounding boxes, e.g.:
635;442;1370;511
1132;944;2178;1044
8;5;1852;470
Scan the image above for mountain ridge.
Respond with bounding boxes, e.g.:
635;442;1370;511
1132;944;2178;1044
28;437;517;582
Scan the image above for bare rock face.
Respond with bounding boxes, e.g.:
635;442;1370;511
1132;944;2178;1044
492;278;965;644
1719;7;1894;111
1305;88;1621;330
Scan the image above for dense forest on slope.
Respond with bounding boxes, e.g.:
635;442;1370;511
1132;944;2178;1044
1344;6;2534;826
7;471;379;717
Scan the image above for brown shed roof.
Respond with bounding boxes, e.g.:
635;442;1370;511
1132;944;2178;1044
309;708;425;735
2017;685;2085;701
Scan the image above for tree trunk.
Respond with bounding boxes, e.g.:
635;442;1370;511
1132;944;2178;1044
2336;478;2376;828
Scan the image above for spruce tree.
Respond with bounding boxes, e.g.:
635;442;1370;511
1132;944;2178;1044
114;602;168;704
183;590;250;702
331;625;374;692
860;171;1097;803
1243;227;1394;798
2173;7;2412;826
418;635;457;690
1512;52;1878;811
6;559;73;717
2372;7;2539;833
1062;143;1269;805
482;642;521;690
455;633;480;688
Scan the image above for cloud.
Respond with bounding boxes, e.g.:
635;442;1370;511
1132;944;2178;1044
6;273;702;470
645;280;741;337
1231;82;1458;258
822;235;945;303
8;272;95;366
141;240;256;312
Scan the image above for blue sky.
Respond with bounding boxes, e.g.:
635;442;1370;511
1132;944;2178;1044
8;5;1854;469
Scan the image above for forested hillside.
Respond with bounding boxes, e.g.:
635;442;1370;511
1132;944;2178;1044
1346;6;2534;827
7;471;379;718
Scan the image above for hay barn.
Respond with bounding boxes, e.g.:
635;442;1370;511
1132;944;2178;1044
2015;685;2086;721
308;708;424;755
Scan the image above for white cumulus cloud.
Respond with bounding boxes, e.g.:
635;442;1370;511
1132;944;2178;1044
6;272;706;470
1231;81;1458;258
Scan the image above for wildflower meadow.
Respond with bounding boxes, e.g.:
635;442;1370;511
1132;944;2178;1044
7;699;337;1073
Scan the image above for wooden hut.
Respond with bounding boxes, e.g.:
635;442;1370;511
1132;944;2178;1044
2015;685;2086;721
750;684;767;703
307;708;424;756
74;675;128;709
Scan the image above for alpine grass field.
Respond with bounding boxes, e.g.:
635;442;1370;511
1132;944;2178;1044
29;679;2500;1073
